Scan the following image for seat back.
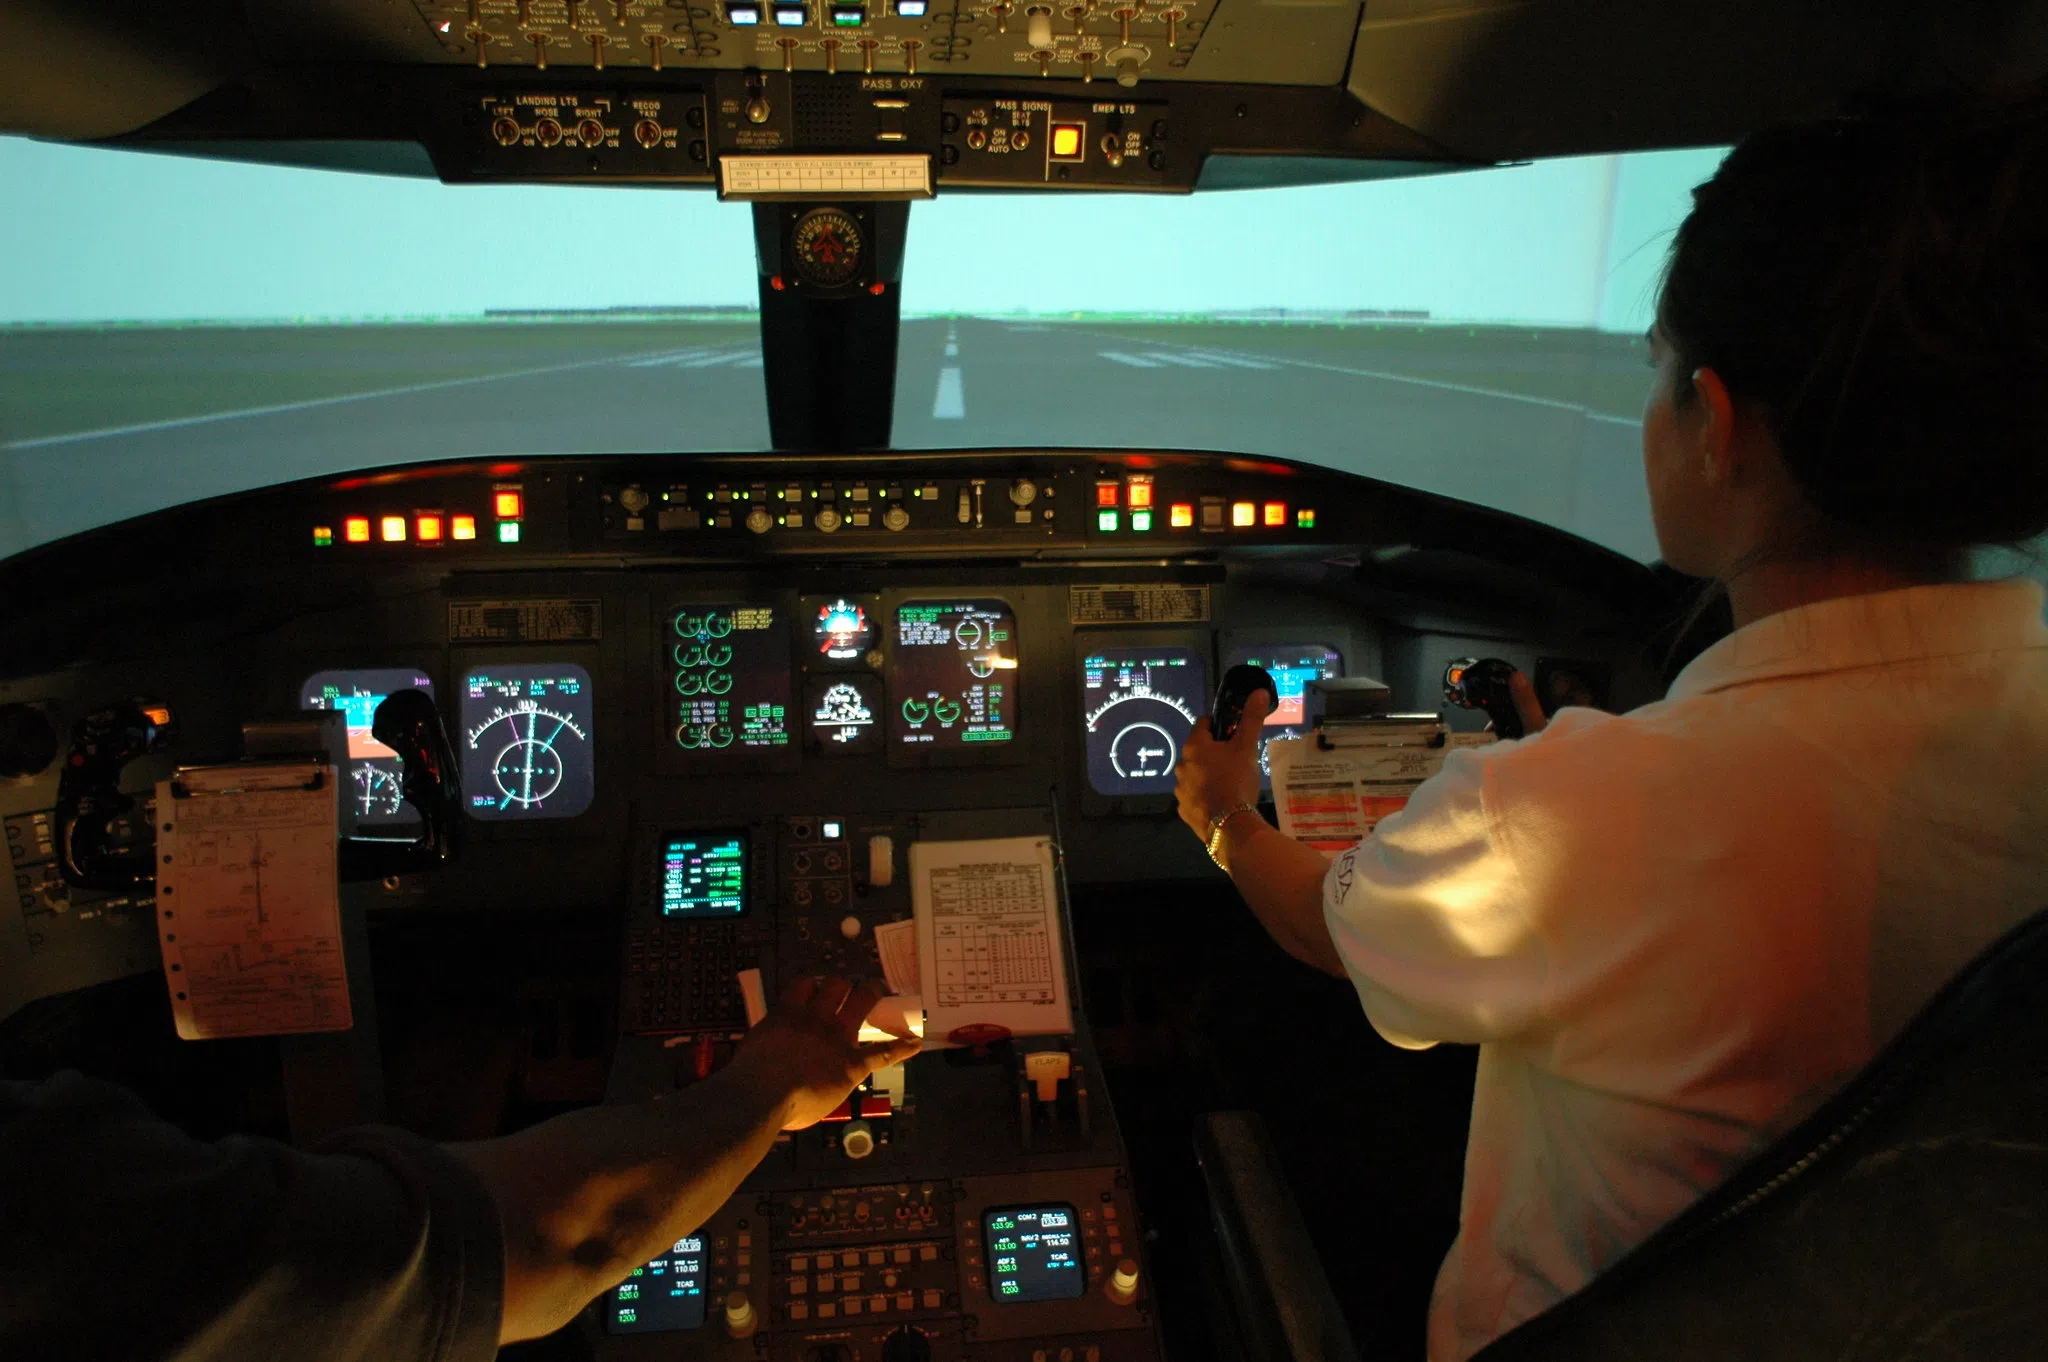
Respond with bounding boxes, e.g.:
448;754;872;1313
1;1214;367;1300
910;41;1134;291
1473;908;2048;1362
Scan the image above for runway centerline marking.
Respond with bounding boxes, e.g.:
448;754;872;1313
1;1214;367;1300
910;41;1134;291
2;341;741;451
1099;351;1164;368
933;366;966;419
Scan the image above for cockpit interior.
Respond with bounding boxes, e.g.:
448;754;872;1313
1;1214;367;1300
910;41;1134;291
5;4;2046;1361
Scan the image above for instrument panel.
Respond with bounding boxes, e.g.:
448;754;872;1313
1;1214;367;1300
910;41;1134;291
460;663;597;819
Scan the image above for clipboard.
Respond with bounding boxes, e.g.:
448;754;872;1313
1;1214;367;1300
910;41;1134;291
155;760;351;1041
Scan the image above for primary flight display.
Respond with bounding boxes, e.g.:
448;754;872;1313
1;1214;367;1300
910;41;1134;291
460;663;595;820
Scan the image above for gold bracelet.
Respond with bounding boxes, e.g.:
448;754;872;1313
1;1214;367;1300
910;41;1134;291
1205;802;1262;869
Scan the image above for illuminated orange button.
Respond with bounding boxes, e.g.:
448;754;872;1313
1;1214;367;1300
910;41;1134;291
380;515;407;542
1263;501;1286;527
1127;481;1153;509
416;513;443;541
494;490;523;519
344;516;371;543
1169;503;1194;528
451;514;477;541
1051;124;1084;159
1095;482;1120;508
1231;502;1255;528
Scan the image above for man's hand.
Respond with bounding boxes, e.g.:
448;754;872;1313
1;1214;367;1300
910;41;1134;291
1175;688;1272;847
1508;669;1549;737
730;977;921;1131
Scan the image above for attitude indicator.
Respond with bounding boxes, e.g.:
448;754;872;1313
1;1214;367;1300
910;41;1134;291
1081;646;1209;796
460;664;595;820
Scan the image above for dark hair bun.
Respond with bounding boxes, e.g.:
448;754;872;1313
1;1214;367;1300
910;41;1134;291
1659;91;2048;551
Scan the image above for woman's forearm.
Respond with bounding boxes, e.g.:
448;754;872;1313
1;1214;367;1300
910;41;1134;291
1218;815;1346;977
455;1056;792;1344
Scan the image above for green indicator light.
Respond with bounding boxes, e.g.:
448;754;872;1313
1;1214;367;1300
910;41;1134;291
312;527;333;546
832;8;864;24
1130;510;1152;532
1297;508;1316;529
498;521;521;543
1097;509;1119;532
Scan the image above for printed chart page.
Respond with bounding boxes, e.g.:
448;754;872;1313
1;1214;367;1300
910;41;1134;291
154;763;349;1040
911;835;1073;1045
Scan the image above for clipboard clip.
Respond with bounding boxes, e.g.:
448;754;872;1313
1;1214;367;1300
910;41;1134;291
55;699;177;892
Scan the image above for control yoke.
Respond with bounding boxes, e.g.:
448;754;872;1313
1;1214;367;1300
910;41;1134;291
1210;664;1279;742
340;688;464;879
1442;657;1524;739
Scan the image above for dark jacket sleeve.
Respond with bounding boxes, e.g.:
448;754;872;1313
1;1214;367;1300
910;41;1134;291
0;1070;503;1362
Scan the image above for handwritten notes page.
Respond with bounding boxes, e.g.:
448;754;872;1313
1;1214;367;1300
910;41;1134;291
911;835;1073;1045
154;765;350;1041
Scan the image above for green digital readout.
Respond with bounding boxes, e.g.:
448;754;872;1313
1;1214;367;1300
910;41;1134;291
890;599;1019;750
672;604;792;754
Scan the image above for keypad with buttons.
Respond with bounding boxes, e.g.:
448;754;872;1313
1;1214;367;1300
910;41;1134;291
622;918;766;1033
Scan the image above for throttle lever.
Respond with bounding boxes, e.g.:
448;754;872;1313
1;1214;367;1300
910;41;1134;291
1442;657;1524;739
55;699;177;891
338;689;462;880
1210;664;1278;742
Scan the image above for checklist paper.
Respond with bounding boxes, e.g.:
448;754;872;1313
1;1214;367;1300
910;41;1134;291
154;763;350;1040
911;835;1073;1045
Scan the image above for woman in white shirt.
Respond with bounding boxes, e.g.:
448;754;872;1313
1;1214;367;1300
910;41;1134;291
1175;95;2048;1361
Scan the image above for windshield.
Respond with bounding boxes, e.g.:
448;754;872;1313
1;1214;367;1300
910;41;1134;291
0;137;1726;563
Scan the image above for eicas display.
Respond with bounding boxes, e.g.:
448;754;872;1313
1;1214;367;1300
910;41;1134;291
890;599;1019;749
672;604;792;753
459;664;595;820
299;668;435;833
805;673;883;754
606;1235;709;1334
1081;646;1209;796
1223;643;1343;784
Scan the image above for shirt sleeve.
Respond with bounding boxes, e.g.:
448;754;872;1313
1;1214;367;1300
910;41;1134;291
0;1070;503;1362
1321;742;1548;1049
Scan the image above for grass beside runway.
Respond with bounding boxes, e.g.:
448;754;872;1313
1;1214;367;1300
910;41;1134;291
0;319;761;444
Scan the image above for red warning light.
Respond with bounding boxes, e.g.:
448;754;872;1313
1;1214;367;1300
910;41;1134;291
493;490;523;519
868;281;887;296
1095;482;1120;508
1263;501;1287;527
416;513;444;541
344;517;372;543
769;275;786;292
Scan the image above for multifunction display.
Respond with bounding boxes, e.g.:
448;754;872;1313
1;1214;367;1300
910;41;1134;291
672;604;792;754
299;667;434;833
1081;646;1209;796
983;1205;1085;1303
809;596;877;664
459;664;595;820
890;599;1019;749
605;1235;708;1334
805;673;883;754
661;833;746;918
1224;643;1343;784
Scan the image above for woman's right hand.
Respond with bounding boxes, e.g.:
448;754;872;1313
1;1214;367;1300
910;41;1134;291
1175;688;1273;848
730;976;921;1130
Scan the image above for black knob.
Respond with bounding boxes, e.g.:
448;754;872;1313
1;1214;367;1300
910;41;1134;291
0;703;58;779
807;1346;854;1362
881;1328;934;1362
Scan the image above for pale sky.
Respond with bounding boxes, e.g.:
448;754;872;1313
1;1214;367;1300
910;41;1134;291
0;136;1725;329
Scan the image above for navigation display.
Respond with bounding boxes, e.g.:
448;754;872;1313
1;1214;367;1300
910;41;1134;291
300;667;434;834
809;596;878;665
672;604;792;755
661;833;746;918
889;599;1018;750
1081;646;1209;796
459;664;595;820
605;1235;708;1334
1224;643;1344;784
983;1205;1085;1303
805;673;883;755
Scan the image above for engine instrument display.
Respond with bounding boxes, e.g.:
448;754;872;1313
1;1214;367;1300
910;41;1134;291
890;599;1018;750
1081;647;1209;796
661;833;747;918
605;1235;708;1334
300;668;435;833
809;596;877;664
983;1205;1085;1303
459;664;595;821
805;673;883;754
672;604;792;755
1223;643;1344;784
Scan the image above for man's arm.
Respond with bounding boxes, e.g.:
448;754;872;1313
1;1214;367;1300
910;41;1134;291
1174;692;1345;977
456;977;919;1344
